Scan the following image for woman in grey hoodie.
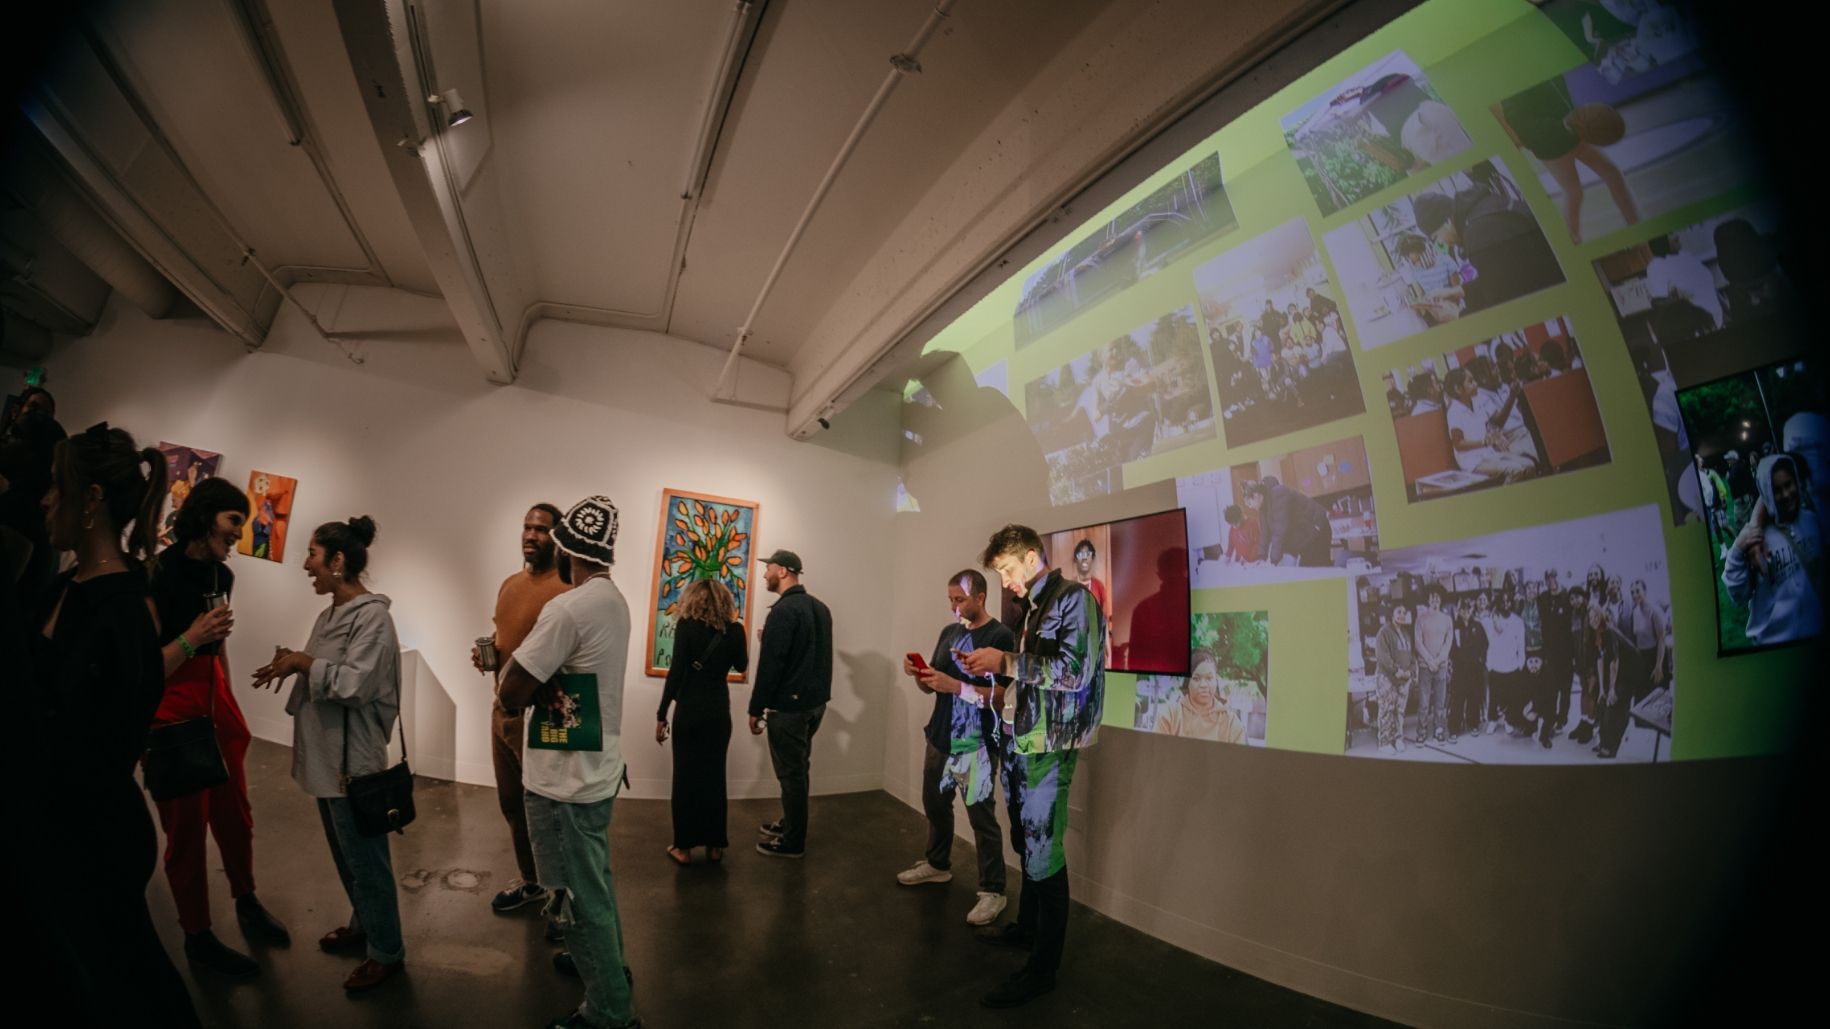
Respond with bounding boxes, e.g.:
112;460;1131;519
252;515;406;992
1723;454;1823;647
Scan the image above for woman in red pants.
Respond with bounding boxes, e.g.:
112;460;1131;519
151;477;289;976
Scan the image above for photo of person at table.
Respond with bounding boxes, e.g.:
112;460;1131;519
1325;159;1566;350
1178;435;1380;588
1385;317;1611;501
1593;203;1798;525
1345;503;1675;764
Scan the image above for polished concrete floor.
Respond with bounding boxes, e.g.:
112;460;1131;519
149;739;1398;1028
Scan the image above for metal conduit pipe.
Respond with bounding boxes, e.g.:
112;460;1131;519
710;0;957;400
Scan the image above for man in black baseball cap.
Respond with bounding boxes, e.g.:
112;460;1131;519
750;547;832;857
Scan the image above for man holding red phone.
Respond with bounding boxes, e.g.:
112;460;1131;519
900;570;1016;927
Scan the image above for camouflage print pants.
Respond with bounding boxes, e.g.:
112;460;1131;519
1000;748;1080;881
1376;676;1411;748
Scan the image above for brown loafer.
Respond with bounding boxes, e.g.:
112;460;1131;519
343;958;403;991
319;926;367;953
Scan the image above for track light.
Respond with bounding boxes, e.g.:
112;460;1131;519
426;88;474;129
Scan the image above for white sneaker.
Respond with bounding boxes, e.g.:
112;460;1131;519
896;860;953;886
966;892;1008;926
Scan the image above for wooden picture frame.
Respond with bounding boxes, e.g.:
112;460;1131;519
644;488;761;682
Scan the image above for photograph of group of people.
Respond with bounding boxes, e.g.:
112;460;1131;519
1012;152;1236;348
1022;305;1216;505
1195;219;1364;447
1383;315;1611;500
1494;57;1753;246
1281;51;1473;217
1132;611;1270;746
1677;356;1826;653
1530;0;1702;87
1178;434;1380;588
1592;202;1795;525
1324;158;1567;349
1346;504;1675;764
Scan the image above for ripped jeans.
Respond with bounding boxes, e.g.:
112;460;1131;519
525;792;636;1029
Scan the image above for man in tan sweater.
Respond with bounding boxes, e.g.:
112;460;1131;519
473;503;571;912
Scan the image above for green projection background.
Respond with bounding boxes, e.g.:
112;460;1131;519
913;0;1813;764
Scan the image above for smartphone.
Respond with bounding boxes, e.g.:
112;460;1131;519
907;652;931;673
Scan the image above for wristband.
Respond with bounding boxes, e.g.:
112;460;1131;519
177;634;198;659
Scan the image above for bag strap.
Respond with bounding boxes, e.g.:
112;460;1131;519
338;650;410;786
689;620;725;671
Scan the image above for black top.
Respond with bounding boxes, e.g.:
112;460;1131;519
153;546;235;656
28;568;165;879
1454;186;1564;314
922;618;1017;751
1261;484;1331;565
749;584;833;716
1537;588;1574;659
658;617;749;723
1500;76;1578;161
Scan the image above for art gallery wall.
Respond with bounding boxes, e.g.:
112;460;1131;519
39;284;902;799
880;0;1818;1024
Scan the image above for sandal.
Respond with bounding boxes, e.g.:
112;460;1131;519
665;846;691;866
706;847;723;863
319;925;367;953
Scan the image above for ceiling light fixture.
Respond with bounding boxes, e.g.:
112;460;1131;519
426;88;474;129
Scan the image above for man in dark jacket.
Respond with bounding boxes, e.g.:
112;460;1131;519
1244;478;1334;567
749;549;833;858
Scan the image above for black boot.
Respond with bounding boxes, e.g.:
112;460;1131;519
236;893;291;945
185;930;259;977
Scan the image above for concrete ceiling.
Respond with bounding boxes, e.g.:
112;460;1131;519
8;0;1354;434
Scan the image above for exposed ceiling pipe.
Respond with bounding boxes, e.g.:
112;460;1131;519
710;0;957;402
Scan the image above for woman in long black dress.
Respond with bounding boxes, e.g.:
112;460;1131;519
655;579;747;865
31;423;200;1027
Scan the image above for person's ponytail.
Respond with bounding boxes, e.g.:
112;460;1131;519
132;446;168;568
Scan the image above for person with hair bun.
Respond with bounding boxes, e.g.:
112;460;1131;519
252;515;407;993
151;476;290;977
29;422;200;1027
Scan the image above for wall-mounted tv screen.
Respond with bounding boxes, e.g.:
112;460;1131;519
1004;508;1192;676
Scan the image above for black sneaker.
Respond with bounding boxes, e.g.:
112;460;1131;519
235;893;291;945
490;879;549;913
184;930;259;978
758;819;785;838
755;839;803;859
980;969;1056;1008
974;922;1034;949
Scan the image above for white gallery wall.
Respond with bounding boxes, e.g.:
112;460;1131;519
41;285;902;800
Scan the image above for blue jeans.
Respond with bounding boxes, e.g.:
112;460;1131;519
526;792;636;1029
318;797;404;963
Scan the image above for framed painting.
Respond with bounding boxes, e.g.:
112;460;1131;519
644;488;760;682
238;470;297;562
156;442;222;546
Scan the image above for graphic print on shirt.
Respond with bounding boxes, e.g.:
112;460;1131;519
528;673;603;751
